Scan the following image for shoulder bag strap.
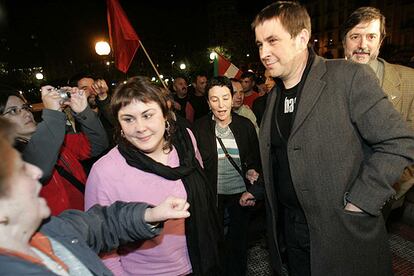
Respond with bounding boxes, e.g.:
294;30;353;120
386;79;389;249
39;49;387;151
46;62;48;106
216;136;244;178
55;165;85;194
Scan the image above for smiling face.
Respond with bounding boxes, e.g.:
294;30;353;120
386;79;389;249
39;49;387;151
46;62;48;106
208;85;233;127
2;96;36;140
255;18;308;84
344;19;382;64
118;100;167;157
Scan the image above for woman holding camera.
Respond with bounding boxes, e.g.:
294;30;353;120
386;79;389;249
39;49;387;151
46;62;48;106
0;85;108;215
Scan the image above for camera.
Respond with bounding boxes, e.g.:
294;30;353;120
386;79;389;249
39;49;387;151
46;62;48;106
56;88;71;102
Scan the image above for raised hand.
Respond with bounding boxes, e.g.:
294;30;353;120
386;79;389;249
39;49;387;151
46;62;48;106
144;196;190;223
40;85;63;111
92;79;109;100
68;87;88;113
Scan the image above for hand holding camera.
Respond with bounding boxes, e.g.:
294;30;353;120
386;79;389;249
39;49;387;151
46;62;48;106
40;85;88;113
68;87;88;113
41;85;64;111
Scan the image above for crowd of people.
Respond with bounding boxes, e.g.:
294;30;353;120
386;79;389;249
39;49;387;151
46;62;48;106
0;1;414;275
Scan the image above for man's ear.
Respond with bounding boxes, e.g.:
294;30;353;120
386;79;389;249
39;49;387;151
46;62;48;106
297;28;310;49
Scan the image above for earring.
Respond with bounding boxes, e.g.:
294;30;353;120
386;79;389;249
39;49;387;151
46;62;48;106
0;216;9;226
120;129;125;137
165;120;171;139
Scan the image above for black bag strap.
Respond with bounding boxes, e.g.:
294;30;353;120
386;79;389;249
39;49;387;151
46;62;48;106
216;136;244;178
55;165;85;194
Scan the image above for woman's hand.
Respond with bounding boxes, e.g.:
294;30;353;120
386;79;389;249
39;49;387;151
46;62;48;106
246;169;259;184
239;192;256;207
144;196;190;223
41;85;63;111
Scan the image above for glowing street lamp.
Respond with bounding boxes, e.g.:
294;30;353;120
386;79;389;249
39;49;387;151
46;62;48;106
35;72;44;80
95;41;111;56
179;63;186;70
209;52;217;60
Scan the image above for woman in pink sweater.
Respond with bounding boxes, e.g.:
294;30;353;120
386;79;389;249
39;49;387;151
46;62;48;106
85;76;220;276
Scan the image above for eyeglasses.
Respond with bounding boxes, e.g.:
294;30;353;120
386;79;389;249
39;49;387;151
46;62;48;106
2;104;33;116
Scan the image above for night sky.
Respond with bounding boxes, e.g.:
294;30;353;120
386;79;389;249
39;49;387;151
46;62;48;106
0;0;271;69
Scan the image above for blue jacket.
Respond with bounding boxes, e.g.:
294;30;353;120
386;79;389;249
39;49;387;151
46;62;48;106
0;202;159;275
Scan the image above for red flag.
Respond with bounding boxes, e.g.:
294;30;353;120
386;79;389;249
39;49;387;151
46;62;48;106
107;0;140;73
213;52;242;79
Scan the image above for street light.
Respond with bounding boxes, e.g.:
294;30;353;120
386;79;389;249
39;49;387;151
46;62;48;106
209;52;217;60
35;72;44;80
95;41;111;56
179;63;186;70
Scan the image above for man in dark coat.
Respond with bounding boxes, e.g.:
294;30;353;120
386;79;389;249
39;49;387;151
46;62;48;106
253;2;414;276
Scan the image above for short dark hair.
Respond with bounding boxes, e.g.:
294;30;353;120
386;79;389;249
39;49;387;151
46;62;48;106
68;72;97;87
341;7;386;44
206;76;234;97
240;71;256;82
111;76;175;152
252;1;311;38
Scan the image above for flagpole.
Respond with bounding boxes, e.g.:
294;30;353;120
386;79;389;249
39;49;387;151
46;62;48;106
139;40;168;90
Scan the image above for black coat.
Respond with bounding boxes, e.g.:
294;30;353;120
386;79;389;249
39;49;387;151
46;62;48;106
193;112;264;199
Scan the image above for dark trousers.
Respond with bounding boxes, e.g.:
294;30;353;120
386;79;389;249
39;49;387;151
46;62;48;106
283;208;311;276
218;193;250;276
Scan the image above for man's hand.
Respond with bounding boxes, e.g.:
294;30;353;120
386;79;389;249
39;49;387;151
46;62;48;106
68;88;88;113
246;169;259;184
41;85;63;111
344;202;364;213
144;196;190;223
239;192;256;207
92;79;109;100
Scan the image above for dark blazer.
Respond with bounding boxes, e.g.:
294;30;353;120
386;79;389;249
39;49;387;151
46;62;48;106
259;54;414;276
193;112;263;199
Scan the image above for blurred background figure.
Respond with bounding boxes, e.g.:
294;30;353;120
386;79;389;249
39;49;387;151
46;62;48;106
253;69;276;126
231;78;259;134
187;73;210;123
171;76;189;119
71;73;116;146
240;71;260;109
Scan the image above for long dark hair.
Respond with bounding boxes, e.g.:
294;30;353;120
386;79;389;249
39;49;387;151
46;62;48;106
0;88;25;115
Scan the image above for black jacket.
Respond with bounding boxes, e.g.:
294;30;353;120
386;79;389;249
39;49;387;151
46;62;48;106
193;112;264;199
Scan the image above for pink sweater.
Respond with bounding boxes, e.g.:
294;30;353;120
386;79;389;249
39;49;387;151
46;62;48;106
85;132;202;276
